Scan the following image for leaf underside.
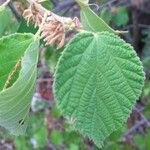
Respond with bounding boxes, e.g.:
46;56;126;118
0;33;39;135
0;34;33;90
54;32;145;147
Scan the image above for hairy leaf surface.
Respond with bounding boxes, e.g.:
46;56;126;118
0;33;39;134
54;32;145;147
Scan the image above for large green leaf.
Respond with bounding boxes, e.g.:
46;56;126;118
0;33;39;135
54;32;145;147
76;0;116;33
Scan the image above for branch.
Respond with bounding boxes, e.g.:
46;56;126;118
133;107;150;127
8;0;21;21
123;120;145;138
52;0;75;13
123;106;150;139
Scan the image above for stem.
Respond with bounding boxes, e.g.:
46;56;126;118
8;0;21;21
26;0;68;19
115;30;129;34
27;0;47;12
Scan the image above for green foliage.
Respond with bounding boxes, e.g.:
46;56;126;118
63;129;87;150
49;125;87;150
99;8;112;24
142;81;150;97
0;34;32;89
18;18;37;34
0;5;4;13
0;1;147;149
133;129;150;150
51;105;62;119
99;6;129;27
144;100;150;118
54;31;145;147
45;46;63;73
112;7;129;27
76;0;116;33
142;29;150;68
68;144;79;150
33;127;48;148
14;136;30;150
0;5;8;36
14;112;47;150
0;33;39;135
97;126;129;150
12;108;87;150
0;5;19;37
41;0;53;10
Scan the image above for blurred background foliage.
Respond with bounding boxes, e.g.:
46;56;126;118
0;0;150;149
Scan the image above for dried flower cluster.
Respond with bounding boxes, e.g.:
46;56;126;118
23;2;44;27
23;0;81;49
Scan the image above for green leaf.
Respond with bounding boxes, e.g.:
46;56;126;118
41;0;53;9
17;18;37;34
0;34;32;90
14;136;29;150
0;6;19;36
54;31;145;147
0;33;39;135
99;8;112;24
112;7;129;27
33;127;48;148
0;6;11;36
50;129;63;145
68;143;79;150
145;129;150;149
76;0;116;33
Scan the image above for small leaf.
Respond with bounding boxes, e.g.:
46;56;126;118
76;0;116;33
50;129;63;145
54;32;145;147
0;6;11;36
112;7;129;27
0;33;39;135
41;0;53;10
